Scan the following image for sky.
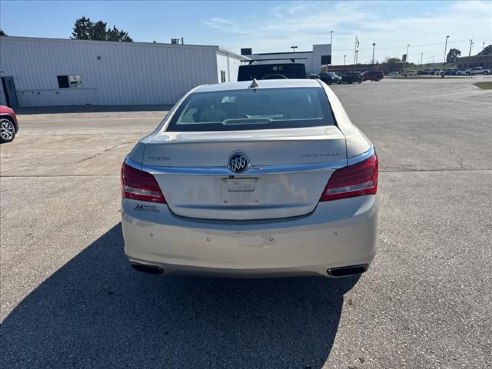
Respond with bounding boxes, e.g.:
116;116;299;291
1;0;491;65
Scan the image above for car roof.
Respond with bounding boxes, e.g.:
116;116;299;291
194;79;322;93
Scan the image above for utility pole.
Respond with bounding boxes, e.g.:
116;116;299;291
443;35;449;64
328;31;333;65
407;44;410;64
483;42;486;51
343;54;346;66
372;43;376;65
442;35;450;78
469;39;473;56
420;52;423;70
353;36;359;67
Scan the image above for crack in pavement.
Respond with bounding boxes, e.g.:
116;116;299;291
453;152;467;170
73;141;135;165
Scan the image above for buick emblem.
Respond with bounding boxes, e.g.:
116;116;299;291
228;153;249;173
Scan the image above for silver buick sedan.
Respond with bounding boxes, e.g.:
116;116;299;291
121;79;378;278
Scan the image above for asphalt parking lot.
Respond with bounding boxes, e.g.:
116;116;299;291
1;77;491;368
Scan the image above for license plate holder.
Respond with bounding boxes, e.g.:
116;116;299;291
221;177;261;205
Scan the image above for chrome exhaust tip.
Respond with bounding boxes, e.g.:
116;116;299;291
327;264;368;277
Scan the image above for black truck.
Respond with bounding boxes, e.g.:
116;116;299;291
237;59;308;81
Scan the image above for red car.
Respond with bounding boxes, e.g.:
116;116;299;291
0;105;19;143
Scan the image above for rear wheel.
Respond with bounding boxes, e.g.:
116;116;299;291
0;118;16;143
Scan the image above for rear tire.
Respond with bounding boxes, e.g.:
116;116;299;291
0;118;16;143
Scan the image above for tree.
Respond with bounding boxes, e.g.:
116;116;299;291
380;57;404;73
92;21;108;41
70;17;133;42
71;16;94;40
446;48;461;63
106;26;132;42
0;29;7;36
478;45;492;55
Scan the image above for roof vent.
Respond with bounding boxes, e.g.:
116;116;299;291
249;79;260;88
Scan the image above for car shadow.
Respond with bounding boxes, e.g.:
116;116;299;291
1;224;359;369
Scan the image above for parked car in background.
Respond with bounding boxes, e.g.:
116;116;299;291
386;71;400;76
340;72;363;84
471;67;490;75
456;69;470;76
121;79;379;279
0;105;19;143
444;68;457;75
403;70;417;76
319;72;342;85
362;70;384;81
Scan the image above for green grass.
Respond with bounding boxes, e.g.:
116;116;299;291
474;82;492;90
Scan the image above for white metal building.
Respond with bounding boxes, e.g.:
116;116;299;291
0;36;247;107
244;44;332;75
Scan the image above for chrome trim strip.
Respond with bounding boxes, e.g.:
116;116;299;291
135;159;348;176
126;148;374;176
347;146;375;166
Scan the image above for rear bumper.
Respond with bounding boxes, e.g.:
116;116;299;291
122;196;378;278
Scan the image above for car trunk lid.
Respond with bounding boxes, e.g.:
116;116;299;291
140;126;347;220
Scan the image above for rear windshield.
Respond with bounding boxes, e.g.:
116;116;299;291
237;64;307;81
166;87;335;132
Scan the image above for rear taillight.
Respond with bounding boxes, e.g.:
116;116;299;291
320;154;378;201
121;162;166;203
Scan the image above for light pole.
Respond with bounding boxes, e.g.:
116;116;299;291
330;31;333;65
372;43;376;65
483;42;486;51
443;35;449;65
468;39;473;56
406;44;410;64
420;52;423;70
343;54;346;66
291;46;298;52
